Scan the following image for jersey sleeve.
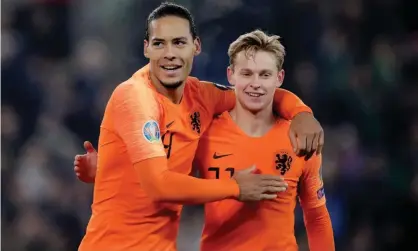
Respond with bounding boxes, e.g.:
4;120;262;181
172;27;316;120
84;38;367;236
199;81;312;119
298;154;326;209
110;80;240;203
110;80;166;163
199;81;236;116
272;88;312;119
303;205;335;251
134;157;239;204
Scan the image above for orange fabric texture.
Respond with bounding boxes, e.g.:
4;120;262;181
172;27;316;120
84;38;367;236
79;65;313;251
79;66;237;251
194;112;333;251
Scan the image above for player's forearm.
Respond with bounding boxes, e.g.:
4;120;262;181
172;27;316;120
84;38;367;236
134;157;240;203
273;88;312;120
303;205;335;251
214;87;236;115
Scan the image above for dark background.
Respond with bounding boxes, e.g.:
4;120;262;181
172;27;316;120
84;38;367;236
2;0;418;250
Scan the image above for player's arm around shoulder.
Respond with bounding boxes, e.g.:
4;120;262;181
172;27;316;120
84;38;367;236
197;80;236;116
272;88;312;119
299;154;335;251
271;88;324;160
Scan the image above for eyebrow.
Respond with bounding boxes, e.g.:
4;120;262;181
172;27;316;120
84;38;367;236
151;37;188;42
240;68;274;73
172;37;188;40
259;69;273;74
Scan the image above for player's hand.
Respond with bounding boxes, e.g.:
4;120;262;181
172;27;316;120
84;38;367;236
232;165;288;201
74;141;98;183
289;112;324;160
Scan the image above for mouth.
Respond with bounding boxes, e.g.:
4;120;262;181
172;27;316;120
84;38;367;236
245;92;265;98
160;65;182;72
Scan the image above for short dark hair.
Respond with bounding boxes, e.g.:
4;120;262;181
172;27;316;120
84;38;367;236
144;2;198;41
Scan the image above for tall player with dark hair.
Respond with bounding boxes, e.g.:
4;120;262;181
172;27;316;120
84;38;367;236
77;3;324;251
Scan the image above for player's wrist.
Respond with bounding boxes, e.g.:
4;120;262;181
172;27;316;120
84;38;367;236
225;178;240;199
291;109;313;120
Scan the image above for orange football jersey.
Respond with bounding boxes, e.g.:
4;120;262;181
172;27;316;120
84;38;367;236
194;112;326;251
79;64;313;251
79;66;234;251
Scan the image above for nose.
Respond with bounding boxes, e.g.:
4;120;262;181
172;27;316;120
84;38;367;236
249;78;261;89
164;44;176;60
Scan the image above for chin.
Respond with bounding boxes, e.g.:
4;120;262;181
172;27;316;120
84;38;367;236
160;79;184;89
245;106;264;113
246;102;271;113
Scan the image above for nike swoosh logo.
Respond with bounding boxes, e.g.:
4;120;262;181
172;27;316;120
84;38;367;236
166;121;174;128
213;152;233;159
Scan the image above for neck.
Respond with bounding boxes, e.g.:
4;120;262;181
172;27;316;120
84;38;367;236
229;102;276;137
150;74;185;104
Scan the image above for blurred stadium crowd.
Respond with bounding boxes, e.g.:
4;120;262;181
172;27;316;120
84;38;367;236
2;0;418;250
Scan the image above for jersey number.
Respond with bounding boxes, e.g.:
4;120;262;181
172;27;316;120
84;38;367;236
162;131;174;159
208;167;235;179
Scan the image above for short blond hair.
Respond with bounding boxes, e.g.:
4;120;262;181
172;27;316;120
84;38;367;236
228;29;286;71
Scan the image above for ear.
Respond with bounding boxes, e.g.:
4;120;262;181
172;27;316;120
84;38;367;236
144;40;150;58
193;37;202;56
276;69;285;88
227;66;235;86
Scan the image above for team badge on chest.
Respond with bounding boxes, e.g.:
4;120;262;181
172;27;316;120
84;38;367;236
275;151;293;175
190;111;201;134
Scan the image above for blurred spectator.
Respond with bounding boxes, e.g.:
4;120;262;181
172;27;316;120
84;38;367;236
2;0;417;250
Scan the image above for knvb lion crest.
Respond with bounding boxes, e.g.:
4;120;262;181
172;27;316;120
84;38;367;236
275;151;293;175
190;111;201;134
